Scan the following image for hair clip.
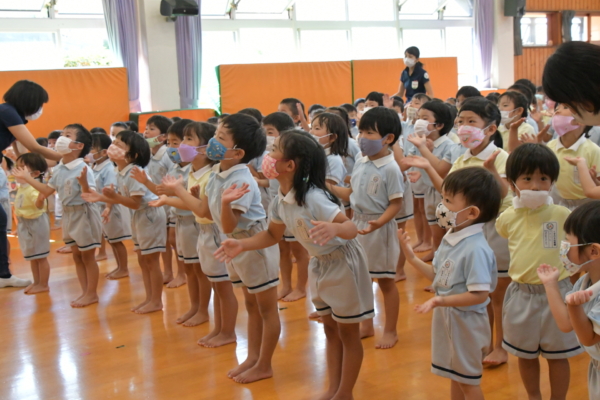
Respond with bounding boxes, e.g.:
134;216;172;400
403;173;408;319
303;176;309;183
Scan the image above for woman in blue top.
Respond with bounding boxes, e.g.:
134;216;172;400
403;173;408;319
393;46;434;103
0;80;62;289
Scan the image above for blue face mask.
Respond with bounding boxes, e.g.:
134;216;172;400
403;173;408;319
350;118;357;128
358;135;388;157
166;147;182;164
206;137;236;161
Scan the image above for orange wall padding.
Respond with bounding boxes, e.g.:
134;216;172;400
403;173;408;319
134;109;217;130
353;57;458;103
480;89;507;97
0;68;129;138
219;61;353;115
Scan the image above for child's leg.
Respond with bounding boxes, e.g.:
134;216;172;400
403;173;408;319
421;224;445;263
283;241;309;302
451;381;465;400
203;280;238;348
177;263;200;324
518;357;542;400
199;282;222;346
458;383;484;400
132;251;151;312
278;240;293;299
24;260;39;294
412;196;425;250
547;358;570;400
319;314;344;400
136;253;164;314
228;287;262;379
166;228;187;288
395;221;407;282
233;286;281;384
27;258;50;294
106;242;129;280
375;278;399;349
70;246;87;304
484;276;510;365
182;264;211;327
72;249;99;307
161;227;174;284
333;321;363;400
96;236;107;261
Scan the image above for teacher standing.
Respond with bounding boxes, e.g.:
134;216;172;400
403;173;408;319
0;80;61;288
393;46;434;103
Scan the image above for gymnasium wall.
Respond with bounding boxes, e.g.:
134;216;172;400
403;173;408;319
527;0;600;11
0;68;130;138
132;109;217;130
514;47;556;86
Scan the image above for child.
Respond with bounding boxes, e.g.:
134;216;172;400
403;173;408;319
14;124;103;307
329;107;404;349
310;113;348;190
278;98;309;131
82;130;167;314
399;167;501;400
539;201;600;400
497;91;535;151
497;143;582;400
325;106;361;189
47;130;61;150
155;122;238;346
215;130;373;398
455;86;481;109
88;133;131;280
110;122;128;142
14;153;50;294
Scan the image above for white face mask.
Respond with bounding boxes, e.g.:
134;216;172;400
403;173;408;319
500;110;516;125
414;119;436;136
404;58;417;68
406;107;418;122
513;184;551;209
55;136;73;155
26;107;43;121
363;106;373;114
266;136;276;152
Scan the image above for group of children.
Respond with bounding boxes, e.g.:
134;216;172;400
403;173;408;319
4;81;600;399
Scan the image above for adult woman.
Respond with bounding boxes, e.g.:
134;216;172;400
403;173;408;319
393;46;434;103
0;80;62;288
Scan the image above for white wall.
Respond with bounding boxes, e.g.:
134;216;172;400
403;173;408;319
492;0;515;88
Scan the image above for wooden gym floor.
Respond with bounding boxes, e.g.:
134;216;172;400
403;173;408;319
0;222;589;400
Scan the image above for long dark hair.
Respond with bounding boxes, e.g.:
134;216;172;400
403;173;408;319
279;130;340;207
312;112;349;157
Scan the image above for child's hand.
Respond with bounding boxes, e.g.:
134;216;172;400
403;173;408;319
76;166;88;186
566;290;594;306
407;170;422;183
101;207;110;224
407;133;426;149
397;228;416;261
565;156;586;167
214;239;243;263
483;150;501;173
148;195;168;208
400;155;431;170
426;139;434;152
536;124;551;143
222;183;250;205
190;185;200;199
130;167;148;184
156;177;179;196
11;167;32;183
590;166;600;186
358;219;383;235
383;93;393;109
510;117;526;131
81;190;102;203
309;220;338;246
519;132;537;145
530;106;542;123
103;184;117;199
161;174;184;190
414;296;441;314
537;264;560;285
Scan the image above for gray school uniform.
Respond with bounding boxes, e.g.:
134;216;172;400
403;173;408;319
168;163;199;263
268;178;296;242
589;126;600;147
430;224;497;385
483;220;510;278
442;143;468;165
527;115;539;134
118;164;167;255
48;158;102;251
197;222;229;282
206;163;279;293
92;159;132;243
146;146;173;227
250;151;272;214
0;168;11;232
326;150;349;209
344;138;361;179
350;152;404;279
503;278;583;360
17;213;50;261
569;275;600;400
392;141;414;223
270;187;374;323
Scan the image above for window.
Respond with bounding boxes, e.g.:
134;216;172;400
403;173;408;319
295;0;346;21
444;0;472;18
592;16;600;43
199;31;237;109
351;27;398;59
521;14;549;46
61;28;114;67
398;0;439;20
347;0;394;21
300;30;350;61
201;0;230;17
238;28;296;63
0;32;61;71
0;0;47;17
445;27;475;87
402;29;444;57
55;0;104;18
571;16;589;42
234;0;292;19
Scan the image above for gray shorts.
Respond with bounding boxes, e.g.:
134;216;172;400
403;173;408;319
1;198;11;232
197;223;229;282
424;186;442;225
226;220;280;293
131;206;167;255
395;180;414;223
310;239;375;324
483;218;510;278
589;358;600;400
17;214;50;260
282;228;297;242
62;203;102;251
502;280;584;359
166;206;176;228
412;176;427;197
354;213;399;279
431;307;490;385
175;214;200;264
99;204;131;243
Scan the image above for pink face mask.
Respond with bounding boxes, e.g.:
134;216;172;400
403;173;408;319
107;144;126;161
545;99;556;110
457;125;488;149
552;115;577;137
261;153;288;180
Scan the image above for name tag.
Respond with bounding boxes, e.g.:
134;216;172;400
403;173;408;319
411;80;419;90
294;218;311;241
543;221;558;248
64;180;73;197
367;175;381;196
437;259;455;288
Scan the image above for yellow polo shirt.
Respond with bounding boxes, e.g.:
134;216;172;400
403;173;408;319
496;198;571;284
547;135;600;200
188;164;213;225
449;142;513;212
14;184;46;219
498;123;535;151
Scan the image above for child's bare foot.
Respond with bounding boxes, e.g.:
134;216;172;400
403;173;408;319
483;348;509;366
228;359;257;379
182;312;209;327
198;329;219;346
24;283;34;294
176;308;198;324
375;332;398;349
95;252;107;261
424;285;435;293
70;293;84;306
278;286;292;300
71;294;99;308
394;272;407;282
56;245;72;254
413;243;432;253
166;275;186;288
135;301;163;314
25;285;49;295
233;365;273;384
203;332;237;348
131;299;150;312
360;324;375;339
162;272;174;284
411;240;423;250
283;289;306;302
106;269;129;280
308;311;320;319
420;251;434;262
317;391;337;400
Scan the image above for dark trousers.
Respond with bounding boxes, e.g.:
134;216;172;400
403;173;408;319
0;205;11;278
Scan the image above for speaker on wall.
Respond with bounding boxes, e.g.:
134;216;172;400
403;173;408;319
504;0;526;17
160;0;199;17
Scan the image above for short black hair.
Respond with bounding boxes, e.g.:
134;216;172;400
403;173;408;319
412;93;431;103
262;112;295;133
17;152;47;182
218;113;230;120
3;80;48;116
116;130;151;168
90;127;107;135
171;116;182;122
125;121;138;132
446;102;458;123
456;86;482;99
358;107;402;146
326;106;352;135
459;97;501;127
515;79;537;101
183;122;217;147
365;91;384;106
308;104;326;115
221;113;266;163
111;121;129;130
207;117;219;125
64;123;92;158
506;143;559;184
47;130;61;140
405;46;420;59
238;108;263;123
92;132;112;151
564;200;600;247
354;98;365;107
147;115;173;134
36;137;48;147
485;92;500;103
2;155;13;171
340;103;357;114
393;100;404;113
442;167;502;224
167;118;194;140
420;100;453;136
280;98;306;118
499;91;529;118
508;84;534;106
312;112;349;157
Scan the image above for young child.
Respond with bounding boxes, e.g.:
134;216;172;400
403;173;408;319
399;167;501;400
82;130;167;314
215;130;374;398
14;153;50;294
88;133;131;280
156;122;238;347
14;124;103;307
499;144;582;400
310;113;348;191
278;98;309;131
110;122;128;142
539;201;600;400
330;107;404;349
325;106;361;188
497;91;535;151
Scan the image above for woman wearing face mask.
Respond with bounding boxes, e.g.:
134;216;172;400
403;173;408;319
0;80;62;289
392;46;434;103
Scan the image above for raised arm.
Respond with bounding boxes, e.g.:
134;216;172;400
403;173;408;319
214;221;287;263
565;157;600;199
398;228;435;281
12;167;55;198
8;125;62;161
130;166;159;196
538;264;573;332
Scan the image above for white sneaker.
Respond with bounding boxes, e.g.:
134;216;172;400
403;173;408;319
0;276;33;288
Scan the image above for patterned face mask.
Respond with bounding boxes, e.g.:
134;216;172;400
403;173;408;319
435;202;472;229
261;153;289;180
